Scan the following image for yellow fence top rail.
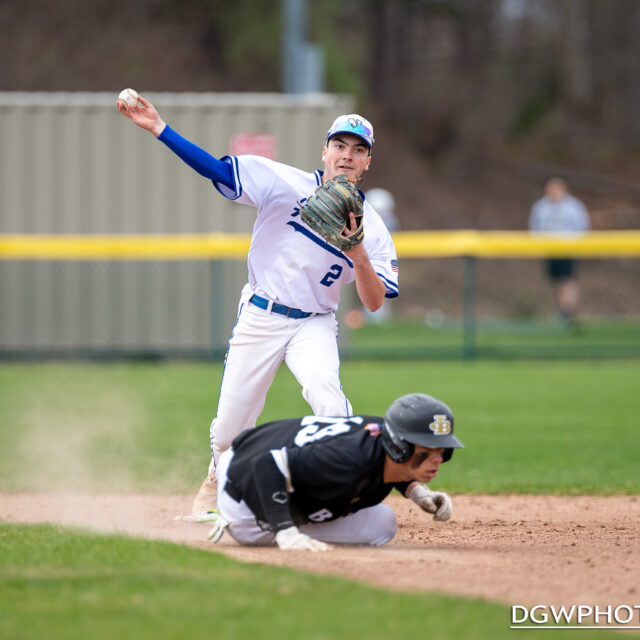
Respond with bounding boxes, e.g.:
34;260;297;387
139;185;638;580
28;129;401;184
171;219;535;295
1;230;640;260
392;230;640;258
0;233;252;260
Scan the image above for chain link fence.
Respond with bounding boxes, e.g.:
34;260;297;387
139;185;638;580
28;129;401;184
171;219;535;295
345;256;640;360
1;93;639;360
2;232;639;360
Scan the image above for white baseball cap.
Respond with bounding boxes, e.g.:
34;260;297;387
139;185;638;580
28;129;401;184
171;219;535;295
326;114;374;149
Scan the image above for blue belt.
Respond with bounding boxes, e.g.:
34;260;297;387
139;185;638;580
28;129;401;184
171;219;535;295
249;294;313;319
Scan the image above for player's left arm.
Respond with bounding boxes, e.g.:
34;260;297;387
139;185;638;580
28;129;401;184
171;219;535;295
250;451;332;551
344;234;386;312
345;212;398;309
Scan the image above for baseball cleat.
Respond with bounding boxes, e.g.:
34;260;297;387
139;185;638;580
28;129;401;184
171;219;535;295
181;510;221;523
179;509;230;543
191;473;218;514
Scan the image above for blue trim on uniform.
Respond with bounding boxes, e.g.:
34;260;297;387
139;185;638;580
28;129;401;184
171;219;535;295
377;272;399;298
210;301;246;457
220;301;244;387
213;156;242;200
286;221;354;267
314;170;323;186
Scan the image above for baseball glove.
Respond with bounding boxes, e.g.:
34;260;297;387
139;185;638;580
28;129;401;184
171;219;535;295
300;175;364;251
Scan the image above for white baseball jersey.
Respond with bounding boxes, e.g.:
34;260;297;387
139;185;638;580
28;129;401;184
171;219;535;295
213;155;399;314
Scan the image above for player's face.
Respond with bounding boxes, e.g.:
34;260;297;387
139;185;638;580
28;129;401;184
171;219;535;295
322;134;371;182
409;447;444;482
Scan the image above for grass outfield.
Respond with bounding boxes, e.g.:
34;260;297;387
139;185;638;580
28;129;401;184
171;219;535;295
0;524;623;640
0;359;638;639
0;360;638;493
345;317;640;359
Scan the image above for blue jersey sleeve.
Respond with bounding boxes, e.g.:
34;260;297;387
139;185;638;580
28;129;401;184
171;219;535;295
158;125;234;190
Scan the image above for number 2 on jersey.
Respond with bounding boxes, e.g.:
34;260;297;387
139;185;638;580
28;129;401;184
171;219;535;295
320;264;343;287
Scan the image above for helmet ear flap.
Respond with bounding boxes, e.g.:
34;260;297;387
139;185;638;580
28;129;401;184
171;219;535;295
381;422;414;463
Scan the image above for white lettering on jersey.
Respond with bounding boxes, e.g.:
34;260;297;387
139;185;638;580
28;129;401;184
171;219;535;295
308;508;333;522
294;416;364;447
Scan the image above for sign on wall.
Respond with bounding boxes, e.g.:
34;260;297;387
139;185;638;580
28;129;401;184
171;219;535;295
228;133;277;160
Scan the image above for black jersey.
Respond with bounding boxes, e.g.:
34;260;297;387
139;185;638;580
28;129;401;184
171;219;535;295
225;415;412;533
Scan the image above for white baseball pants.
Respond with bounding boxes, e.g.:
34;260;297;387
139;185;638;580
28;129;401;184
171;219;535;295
209;287;352;463
216;449;397;547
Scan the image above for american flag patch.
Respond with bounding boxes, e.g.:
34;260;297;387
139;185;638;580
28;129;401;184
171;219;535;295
391;259;398;273
364;423;382;436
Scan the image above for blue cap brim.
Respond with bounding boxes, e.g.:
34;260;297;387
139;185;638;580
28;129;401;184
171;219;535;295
326;132;372;149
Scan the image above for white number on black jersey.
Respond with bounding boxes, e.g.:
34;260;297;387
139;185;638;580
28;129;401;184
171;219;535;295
294;416;364;447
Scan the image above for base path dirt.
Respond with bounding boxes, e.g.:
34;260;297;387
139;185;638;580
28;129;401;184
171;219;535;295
1;493;638;609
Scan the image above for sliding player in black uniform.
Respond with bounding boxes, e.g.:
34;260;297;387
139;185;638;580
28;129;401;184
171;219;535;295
194;393;464;551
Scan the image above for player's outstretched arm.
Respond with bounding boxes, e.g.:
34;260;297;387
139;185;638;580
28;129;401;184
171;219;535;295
117;94;166;138
117;94;234;187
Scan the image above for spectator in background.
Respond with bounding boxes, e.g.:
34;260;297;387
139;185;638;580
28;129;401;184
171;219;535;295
366;188;400;234
529;177;591;325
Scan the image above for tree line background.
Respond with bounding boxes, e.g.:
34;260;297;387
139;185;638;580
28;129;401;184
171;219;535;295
2;0;639;317
3;0;640;227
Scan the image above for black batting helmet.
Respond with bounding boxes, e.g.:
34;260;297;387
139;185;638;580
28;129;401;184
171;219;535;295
381;393;464;464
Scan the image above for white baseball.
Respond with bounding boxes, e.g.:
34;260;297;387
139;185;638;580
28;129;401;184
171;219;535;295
117;88;140;111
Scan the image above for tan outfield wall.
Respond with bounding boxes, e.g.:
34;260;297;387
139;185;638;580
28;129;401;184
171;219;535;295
0;92;354;355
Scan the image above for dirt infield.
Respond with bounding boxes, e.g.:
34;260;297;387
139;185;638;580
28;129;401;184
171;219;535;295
1;493;638;608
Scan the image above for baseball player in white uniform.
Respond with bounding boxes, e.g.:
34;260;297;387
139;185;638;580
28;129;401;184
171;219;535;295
117;96;399;514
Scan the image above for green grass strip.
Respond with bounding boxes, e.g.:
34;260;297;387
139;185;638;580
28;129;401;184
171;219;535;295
0;523;622;640
0;360;639;493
